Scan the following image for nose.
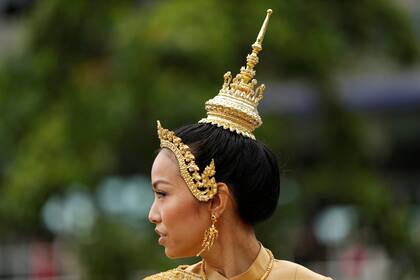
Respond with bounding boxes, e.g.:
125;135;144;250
148;199;161;224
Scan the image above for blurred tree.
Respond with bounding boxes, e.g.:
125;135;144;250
0;0;418;278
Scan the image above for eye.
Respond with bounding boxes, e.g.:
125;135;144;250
154;191;166;198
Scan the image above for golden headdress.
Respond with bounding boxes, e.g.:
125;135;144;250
157;9;273;201
157;121;217;202
199;9;273;140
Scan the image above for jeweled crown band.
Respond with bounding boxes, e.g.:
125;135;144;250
157;121;217;201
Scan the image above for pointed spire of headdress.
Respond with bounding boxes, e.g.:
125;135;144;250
199;9;273;139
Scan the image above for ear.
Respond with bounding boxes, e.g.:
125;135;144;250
208;182;232;218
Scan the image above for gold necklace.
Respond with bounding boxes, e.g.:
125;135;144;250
199;249;274;280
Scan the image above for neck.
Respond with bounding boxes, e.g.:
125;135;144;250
200;217;260;278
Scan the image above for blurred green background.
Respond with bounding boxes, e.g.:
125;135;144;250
0;0;420;279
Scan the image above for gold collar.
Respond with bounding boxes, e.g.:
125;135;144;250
200;245;274;280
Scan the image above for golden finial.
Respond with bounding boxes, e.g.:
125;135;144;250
199;9;274;139
253;9;273;51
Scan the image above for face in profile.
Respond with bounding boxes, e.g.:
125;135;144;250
149;149;209;258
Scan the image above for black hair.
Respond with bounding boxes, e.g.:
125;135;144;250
174;123;280;226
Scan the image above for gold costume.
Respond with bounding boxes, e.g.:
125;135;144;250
150;8;333;280
144;245;332;280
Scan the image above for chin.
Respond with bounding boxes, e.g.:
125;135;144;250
164;247;195;259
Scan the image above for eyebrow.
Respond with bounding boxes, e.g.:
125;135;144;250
152;179;171;190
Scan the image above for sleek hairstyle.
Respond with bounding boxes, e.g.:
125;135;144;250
174;123;280;226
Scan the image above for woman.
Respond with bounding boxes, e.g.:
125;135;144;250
145;9;333;280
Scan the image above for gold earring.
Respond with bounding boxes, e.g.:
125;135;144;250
196;213;218;256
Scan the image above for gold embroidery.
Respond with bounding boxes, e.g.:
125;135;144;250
144;266;201;280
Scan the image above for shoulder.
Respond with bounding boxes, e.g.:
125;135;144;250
271;259;333;280
143;264;201;280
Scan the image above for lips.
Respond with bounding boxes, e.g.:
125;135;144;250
155;228;167;245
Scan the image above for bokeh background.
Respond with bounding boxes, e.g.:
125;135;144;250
0;0;420;279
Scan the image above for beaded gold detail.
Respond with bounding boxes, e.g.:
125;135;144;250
143;266;201;280
199;9;273;140
157;121;217;202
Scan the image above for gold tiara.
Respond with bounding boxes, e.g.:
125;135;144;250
199;9;273;140
157;121;217;201
155;10;273;202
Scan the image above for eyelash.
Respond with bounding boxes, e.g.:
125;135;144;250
154;191;166;198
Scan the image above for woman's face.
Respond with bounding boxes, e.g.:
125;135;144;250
149;149;209;258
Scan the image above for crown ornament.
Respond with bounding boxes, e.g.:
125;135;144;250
157;121;217;202
199;9;273;140
155;9;273;202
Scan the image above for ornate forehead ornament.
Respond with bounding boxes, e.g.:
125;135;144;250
199;9;273;140
157;121;217;202
156;10;273;201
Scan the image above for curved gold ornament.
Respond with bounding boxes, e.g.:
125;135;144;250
196;213;219;256
199;9;273;140
157;121;217;202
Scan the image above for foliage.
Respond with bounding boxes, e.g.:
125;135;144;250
0;0;418;278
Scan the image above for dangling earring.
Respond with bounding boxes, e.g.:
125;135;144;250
196;213;218;256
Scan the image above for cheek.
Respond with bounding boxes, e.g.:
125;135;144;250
163;196;203;232
161;195;208;256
